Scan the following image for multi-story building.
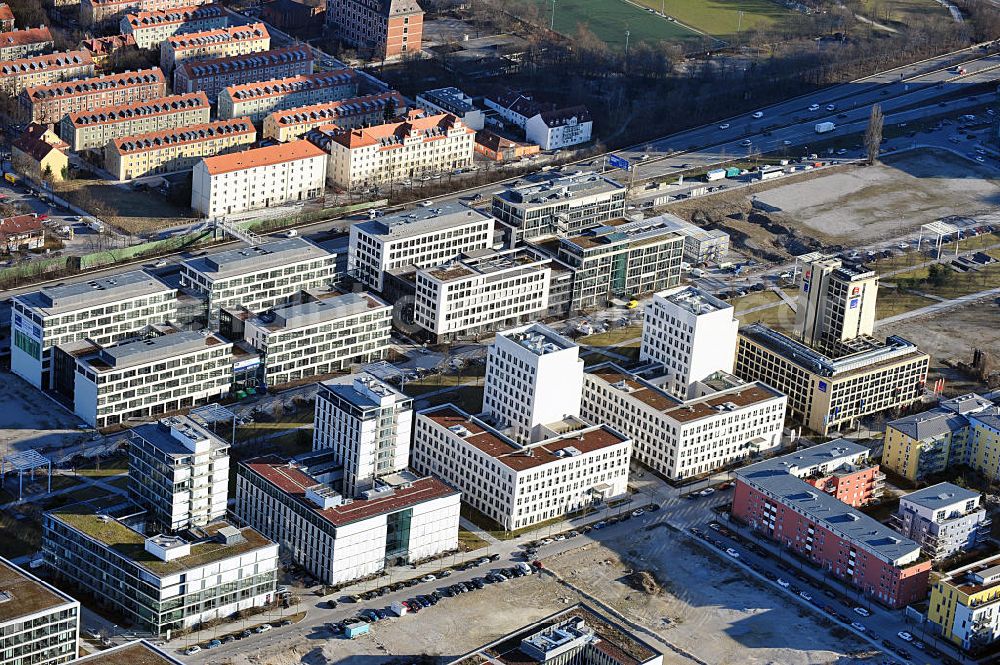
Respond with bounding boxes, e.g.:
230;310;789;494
262;90;405;142
10;270;177;390
581;363;786;481
324;0;423;59
21;68;166;125
82;0;211;27
733;441;930;609
415;87;484;130
928;554;1000;651
412;404;631;531
181;236;338;324
882;393;999;482
127;415;230;533
796;254;878;352
639;286;739;399
491;171;626;244
309;112;474;190
0;557;79;665
73;330;233;427
72;641;186;665
172;45;313;102
242;291;391;388
0;51;94;97
735;323;930;435
61;92;211;152
0;26;54;60
891;483;989;561
161;22;269;74
121;4;228;49
525;106;592;150
548;217;683;313
413;247;551;342
77;34;137;70
217;69;358;122
348;202;494;291
191;139;327;217
235;454;458;585
105;117;256;180
43;499;277;637
0;4;14;31
642;213;730;265
313;373;412;496
481;324;583;445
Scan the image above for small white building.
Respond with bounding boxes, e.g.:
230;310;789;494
892;483;989;561
415;87;484;131
525;106;592;150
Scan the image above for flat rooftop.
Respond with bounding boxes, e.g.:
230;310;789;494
0;557;76;624
317;373;409;410
901;482;980;511
501;323;576;356
17;270;172;316
72;640;185;665
493;171;624;211
184;237;332;279
740;439;871;478
561;216;682;252
250;291;387;331
85;331;229;371
355;202;492;241
129;416;228;457
419;86;475;113
654;285;731;317
422;248;546;282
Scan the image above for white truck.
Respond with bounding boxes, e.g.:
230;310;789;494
390;601;409;617
815;122;836;134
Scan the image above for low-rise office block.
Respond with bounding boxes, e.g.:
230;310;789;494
0;557;79;665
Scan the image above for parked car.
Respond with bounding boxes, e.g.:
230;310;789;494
255;623;272;633
897;631;913;642
853;607;870;617
184;646;202;656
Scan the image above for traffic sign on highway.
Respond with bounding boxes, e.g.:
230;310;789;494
608;154;630;170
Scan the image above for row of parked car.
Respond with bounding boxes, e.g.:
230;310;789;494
183;618;293;655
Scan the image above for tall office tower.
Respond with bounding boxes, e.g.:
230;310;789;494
796;254;878;349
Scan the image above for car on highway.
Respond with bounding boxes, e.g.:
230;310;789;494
752;111;764;119
776;578;790;588
740;139;752;147
725;548;740;559
897;631;913;642
850;622;866;632
719;123;730;129
853;607;871;617
808;104;820;111
826;104;836;111
798;591;813;601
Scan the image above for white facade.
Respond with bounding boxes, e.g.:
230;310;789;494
796;255;878;350
582;364;786;480
0;558;79;665
525;111;592;150
191;140;327;217
482;323;583;444
348;203;494;291
10;270;176;390
640;286;738;399
415;87;484;131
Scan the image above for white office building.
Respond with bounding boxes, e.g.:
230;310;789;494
582;363;786;480
524;106;592;150
0;557;79;665
349;203;495;291
482;323;583;445
314;373;412;497
415;87;484;130
640;286;739;399
10;270;176;390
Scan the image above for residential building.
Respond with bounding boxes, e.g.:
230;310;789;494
483;91;546;127
43;499;277;637
11;122;68;182
127;415;230;533
77;34;136;69
448;604;663;665
491;171;626;244
581;363;786;481
735;323;930;435
242;291;391;388
260;0;324;32
0;213;45;253
882;393;999;482
639;286;739;399
73;330;233;427
928;554;1000;651
474;130;539;162
413;247;551;342
733;441;930;609
548;217;684;313
217;69;358;122
121;4;229;49
0;557;79;665
796;255;878;351
180;236;338;324
481;324;583;445
262;90;406;142
891;483;989;561
71;641;186;665
412;404;631;531
0;26;54;60
0;4;14;31
348;202;494;291
324;0;423;60
21;67;166;125
82;0;211;27
313;373;412;496
191;139;327;217
235;454;459;585
61;92;211;152
10;270;176;390
643;213;730;265
525;106;592;150
415;87;484;130
106;117;256;180
172;45;314;102
0;51;94;97
308;112;474;190
161;22;269;74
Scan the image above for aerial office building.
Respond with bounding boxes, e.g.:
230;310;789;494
0;557;79;665
796;254;878;352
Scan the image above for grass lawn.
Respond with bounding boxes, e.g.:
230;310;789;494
73;457;128;478
732;289;782;315
56;179;195;235
458;529;489;552
875;288;938;319
411;385;484;414
0;474;83;504
235;404;314;443
522;0;707;49
578;325;642;348
893;249;1000;299
631;0;795;38
860;0;949;26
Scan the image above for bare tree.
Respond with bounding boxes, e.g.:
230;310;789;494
864;103;883;166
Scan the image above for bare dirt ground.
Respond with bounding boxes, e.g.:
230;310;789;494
0;374;88;458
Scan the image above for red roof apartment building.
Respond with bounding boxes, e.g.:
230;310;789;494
20;67;166;124
82;0;211;27
0;4;15;31
159;22;270;73
324;0;422;60
0;26;54;60
0;51;95;97
121;4;229;50
261;89;405;141
173;45;313;103
733;439;930;609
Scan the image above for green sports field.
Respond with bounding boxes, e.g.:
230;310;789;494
631;0;795;38
525;0;713;49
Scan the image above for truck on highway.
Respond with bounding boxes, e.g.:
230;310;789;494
705;168;726;181
815;122;836;134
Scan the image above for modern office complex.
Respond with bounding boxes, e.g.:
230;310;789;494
313;373;412;496
160;22;269;73
217;69;359;122
0;557;80;665
10;270;177;390
324;0;423;59
733;441;929;609
640;286;739;399
0;26;53;60
582;363;786;481
415;87;484;130
61;92;211;152
262;90;406;142
349;203;495;291
121;4;229;49
172;45;314;102
127;415;230;533
491;171;627;243
21;67;166;124
735;323;930;435
0;51;94;97
73;330;233;427
890;483;988;561
71;641;187;665
796;254;878;352
929;554;1000;651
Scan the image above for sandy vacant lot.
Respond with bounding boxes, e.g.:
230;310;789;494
754;149;1000;244
0;374;87;457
